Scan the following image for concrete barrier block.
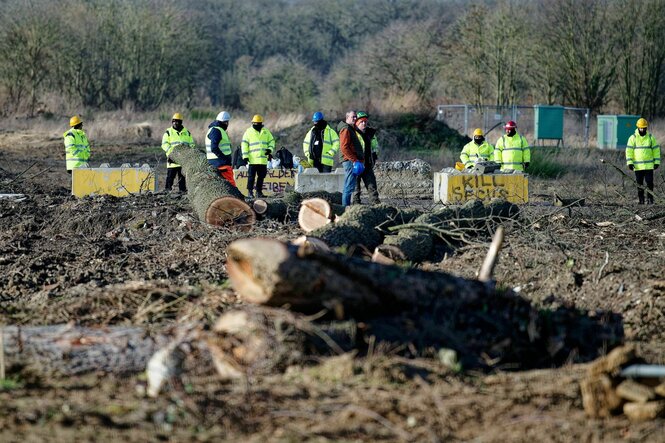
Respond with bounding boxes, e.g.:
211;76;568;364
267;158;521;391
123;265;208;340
72;164;156;198
434;172;528;204
295;169;345;193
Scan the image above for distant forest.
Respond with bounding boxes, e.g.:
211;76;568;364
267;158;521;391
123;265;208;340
1;0;664;117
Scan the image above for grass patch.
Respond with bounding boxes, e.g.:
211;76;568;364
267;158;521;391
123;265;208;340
0;377;24;391
528;147;570;178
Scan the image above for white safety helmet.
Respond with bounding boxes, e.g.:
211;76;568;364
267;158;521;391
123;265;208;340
216;111;231;122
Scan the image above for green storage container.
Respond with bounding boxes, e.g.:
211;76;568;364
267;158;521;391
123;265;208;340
534;105;564;141
597;115;639;149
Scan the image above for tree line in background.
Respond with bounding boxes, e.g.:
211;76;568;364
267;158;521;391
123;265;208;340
1;0;664;118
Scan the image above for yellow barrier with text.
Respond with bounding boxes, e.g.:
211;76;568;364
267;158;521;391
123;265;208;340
72;164;156;198
233;168;296;196
434;172;528;204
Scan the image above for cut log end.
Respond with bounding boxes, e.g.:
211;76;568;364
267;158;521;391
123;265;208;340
206;197;256;231
372;244;406;265
299;198;333;232
252;199;268;215
226;238;291;304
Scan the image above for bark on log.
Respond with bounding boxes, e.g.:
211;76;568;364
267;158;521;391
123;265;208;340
226;237;493;312
1;324;169;375
169;144;255;230
309;204;401;251
226;238;623;369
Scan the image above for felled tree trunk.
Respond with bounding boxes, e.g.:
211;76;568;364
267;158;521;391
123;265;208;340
308;204;404;251
1;325;168;375
170;144;255;230
226;237;493;312
252;191;344;223
225;238;623;369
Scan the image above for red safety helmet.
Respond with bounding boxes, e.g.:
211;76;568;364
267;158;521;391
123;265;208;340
504;120;517;129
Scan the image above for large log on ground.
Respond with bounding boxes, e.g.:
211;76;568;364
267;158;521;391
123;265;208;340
226;238;623;369
308;204;401;250
169;144;255;230
252;191;344;223
1;325;169;375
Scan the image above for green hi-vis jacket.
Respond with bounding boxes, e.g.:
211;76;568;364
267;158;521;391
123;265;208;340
494;133;530;171
460;140;494;169
626;130;660;171
162;127;195;168
63;128;90;170
302;124;340;167
241;127;275;165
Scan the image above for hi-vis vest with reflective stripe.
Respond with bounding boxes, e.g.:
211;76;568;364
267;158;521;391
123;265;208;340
206;126;232;159
63;129;90;170
162;127;194;168
626;130;661;171
494;133;530;171
302;125;340;167
241;127;275;165
460;140;494;168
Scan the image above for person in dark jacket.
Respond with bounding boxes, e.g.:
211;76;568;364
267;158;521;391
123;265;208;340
353;111;380;204
206;111;236;186
337;110;364;207
302;111;339;173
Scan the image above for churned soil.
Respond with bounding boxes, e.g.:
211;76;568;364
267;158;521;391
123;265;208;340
0;129;664;442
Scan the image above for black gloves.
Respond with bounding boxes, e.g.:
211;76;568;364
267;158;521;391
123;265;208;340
267;154;273;161
655;164;660;170
167;157;174;164
628;164;634;171
524;162;530;169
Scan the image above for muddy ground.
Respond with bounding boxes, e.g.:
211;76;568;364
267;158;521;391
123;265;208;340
0;129;664;442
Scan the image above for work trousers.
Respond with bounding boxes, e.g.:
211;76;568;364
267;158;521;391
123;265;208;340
165;167;187;192
217;165;236;187
312;158;332;173
247;164;268;195
635;169;655;204
353;167;380;205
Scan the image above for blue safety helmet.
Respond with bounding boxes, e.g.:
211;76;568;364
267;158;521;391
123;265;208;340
312;111;324;122
352;161;365;176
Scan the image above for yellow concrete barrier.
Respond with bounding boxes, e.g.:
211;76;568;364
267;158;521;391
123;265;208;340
233;168;296;196
71;164;156;198
434;172;528;204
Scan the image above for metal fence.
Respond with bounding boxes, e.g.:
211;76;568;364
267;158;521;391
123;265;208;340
436;105;591;148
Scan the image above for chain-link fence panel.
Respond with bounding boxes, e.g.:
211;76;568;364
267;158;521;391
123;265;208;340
436;105;591;148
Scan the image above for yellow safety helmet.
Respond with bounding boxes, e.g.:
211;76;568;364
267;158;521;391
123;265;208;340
252;114;264;123
473;128;484;137
636;118;648;129
172;113;184;121
69;115;82;127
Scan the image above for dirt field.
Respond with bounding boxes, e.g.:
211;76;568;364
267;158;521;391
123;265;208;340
1;128;664;442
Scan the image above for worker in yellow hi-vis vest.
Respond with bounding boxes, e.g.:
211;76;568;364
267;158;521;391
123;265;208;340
626;118;661;205
63;115;90;173
241;114;275;198
161;113;195;192
494;120;530;172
